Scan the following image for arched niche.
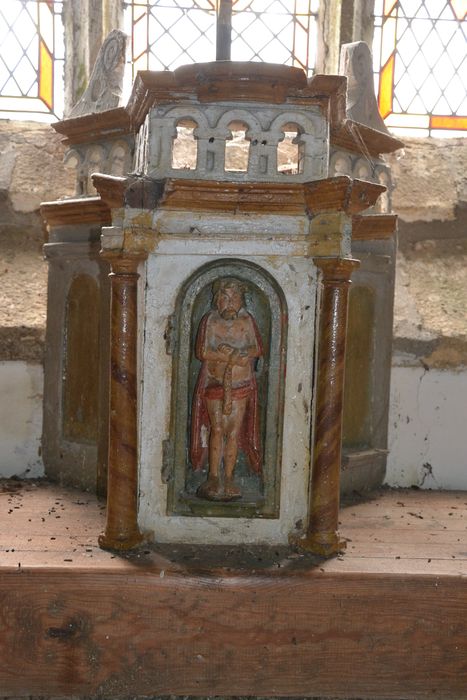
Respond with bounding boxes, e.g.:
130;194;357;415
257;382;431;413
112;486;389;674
329;152;353;176
277;122;301;175
375;167;390;213
85;145;106;194
171;118;198;170
224;120;250;172
342;285;375;449
354;157;372;180
109;140;131;177
62;275;100;444
167;259;288;519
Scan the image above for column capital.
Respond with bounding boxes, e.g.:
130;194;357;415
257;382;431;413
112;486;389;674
100;249;148;274
314;256;360;282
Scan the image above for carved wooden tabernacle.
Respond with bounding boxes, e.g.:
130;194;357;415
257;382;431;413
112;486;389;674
41;33;401;556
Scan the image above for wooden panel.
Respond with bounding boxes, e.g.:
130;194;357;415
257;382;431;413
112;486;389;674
41;197;111;227
53;107;131;145
304;176;385;216
352;214;398;240
160;178;307;214
1;482;467;698
63;275;100;443
1;569;467;698
343;285;375;448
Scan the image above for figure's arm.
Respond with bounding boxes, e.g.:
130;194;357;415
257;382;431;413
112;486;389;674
200;346;233;362
195;316;233;362
229;319;263;366
245;315;263;359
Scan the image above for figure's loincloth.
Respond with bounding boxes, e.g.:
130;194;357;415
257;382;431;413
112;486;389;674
204;379;253;401
190;311;263;473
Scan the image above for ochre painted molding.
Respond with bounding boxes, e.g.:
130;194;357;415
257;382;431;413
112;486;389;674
352;214;398;240
40;197;111;227
53;107;131;145
305;176;386;216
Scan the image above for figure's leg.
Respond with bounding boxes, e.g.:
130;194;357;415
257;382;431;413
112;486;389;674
223;397;247;498
197;399;223;499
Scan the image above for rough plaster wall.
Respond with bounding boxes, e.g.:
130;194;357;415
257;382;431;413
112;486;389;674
387;367;467;489
385;137;467;488
0;362;44;478
0;120;75;361
388;138;467;371
387;137;467;224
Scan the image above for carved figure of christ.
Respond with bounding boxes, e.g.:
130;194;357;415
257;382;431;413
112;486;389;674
190;278;263;501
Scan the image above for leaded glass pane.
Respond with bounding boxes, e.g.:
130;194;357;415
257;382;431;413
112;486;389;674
0;0;64;120
231;0;318;74
124;0;318;79
124;0;217;73
373;0;467;136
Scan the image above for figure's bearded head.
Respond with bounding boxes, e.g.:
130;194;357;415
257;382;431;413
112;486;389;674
212;277;247;320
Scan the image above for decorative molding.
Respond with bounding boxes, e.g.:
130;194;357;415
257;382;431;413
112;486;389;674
53;107;131;146
126;65;347;133
305;176;386;216
159;179;307;215
40;197;111;227
92;174;128;208
340;41;390;134
331;120;403;157
69;30;128;118
352;214;398;241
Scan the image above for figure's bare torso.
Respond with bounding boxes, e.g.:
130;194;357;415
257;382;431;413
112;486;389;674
203;310;258;387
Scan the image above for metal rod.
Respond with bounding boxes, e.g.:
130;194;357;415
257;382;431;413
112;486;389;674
216;0;232;61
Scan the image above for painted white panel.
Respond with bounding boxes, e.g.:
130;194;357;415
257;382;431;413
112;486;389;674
386;366;467;489
0;361;44;478
138;254;317;545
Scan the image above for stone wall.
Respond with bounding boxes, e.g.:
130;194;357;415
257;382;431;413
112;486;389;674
0;120;74;477
387;137;467;370
0;121;75;362
385;137;467;488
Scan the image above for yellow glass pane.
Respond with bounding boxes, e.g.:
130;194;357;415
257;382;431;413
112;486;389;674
39;1;54;49
133;3;148;22
293;21;308;65
134;54;148;73
385;113;429;128
384;0;397;14
430;115;467;130
133;14;149;62
449;0;467;20
39;40;53;110
381;15;396;65
379;53;394;119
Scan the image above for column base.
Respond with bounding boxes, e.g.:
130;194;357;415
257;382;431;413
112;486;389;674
290;531;347;558
98;529;145;552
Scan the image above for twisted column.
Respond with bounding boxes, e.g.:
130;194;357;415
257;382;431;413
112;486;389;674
298;257;359;557
98;255;145;551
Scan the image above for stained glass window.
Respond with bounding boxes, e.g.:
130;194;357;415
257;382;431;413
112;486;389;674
124;0;318;76
230;0;318;73
373;1;467;136
0;0;64;121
